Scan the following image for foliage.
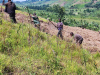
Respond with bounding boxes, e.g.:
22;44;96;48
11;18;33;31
70;4;85;9
17;6;100;31
27;4;65;19
85;2;93;7
63;18;100;31
28;4;49;10
26;0;51;2
93;1;100;9
0;9;100;74
85;1;100;9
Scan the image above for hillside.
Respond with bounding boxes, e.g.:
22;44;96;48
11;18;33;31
16;9;100;53
19;0;100;8
0;7;100;74
1;6;100;52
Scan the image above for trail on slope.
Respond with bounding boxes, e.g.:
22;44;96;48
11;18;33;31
1;9;100;53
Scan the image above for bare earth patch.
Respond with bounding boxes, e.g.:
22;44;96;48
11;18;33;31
1;9;100;53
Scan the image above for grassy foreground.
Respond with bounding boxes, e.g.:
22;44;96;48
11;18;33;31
0;15;100;75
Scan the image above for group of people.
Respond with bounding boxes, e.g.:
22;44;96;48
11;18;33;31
57;18;83;46
2;0;83;46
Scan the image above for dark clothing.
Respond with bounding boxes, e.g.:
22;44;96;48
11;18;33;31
32;15;40;25
79;38;83;44
2;1;16;23
9;13;16;23
57;22;63;39
32;15;40;30
3;1;16;14
57;29;63;39
32;15;38;20
4;5;7;12
74;34;83;44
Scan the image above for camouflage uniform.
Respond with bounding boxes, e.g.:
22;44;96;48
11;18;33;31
32;15;40;30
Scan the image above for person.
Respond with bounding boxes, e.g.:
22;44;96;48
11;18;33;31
70;32;83;45
31;13;40;30
57;18;63;40
2;0;17;23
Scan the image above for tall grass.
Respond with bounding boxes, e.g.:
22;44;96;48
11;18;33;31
0;18;100;74
0;9;100;74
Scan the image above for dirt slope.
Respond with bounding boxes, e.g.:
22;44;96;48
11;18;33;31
1;9;100;53
40;21;100;53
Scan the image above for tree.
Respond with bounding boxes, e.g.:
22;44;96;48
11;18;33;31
52;4;65;19
58;7;65;19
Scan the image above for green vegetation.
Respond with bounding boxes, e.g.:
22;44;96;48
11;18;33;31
0;10;100;74
1;1;100;74
15;0;100;31
15;0;100;8
18;5;100;31
28;4;65;19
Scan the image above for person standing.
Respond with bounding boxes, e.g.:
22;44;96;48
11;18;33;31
2;0;17;23
57;18;63;40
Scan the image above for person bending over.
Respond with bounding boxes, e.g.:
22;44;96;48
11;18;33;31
70;32;83;45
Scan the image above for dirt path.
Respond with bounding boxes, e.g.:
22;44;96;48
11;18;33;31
1;9;100;53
